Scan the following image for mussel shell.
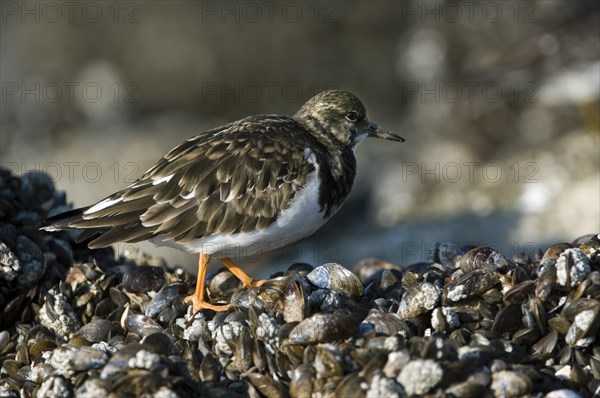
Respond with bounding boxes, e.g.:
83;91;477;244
458;247;512;274
288;312;363;345
444;269;500;303
76;320;119;343
145;282;188;318
122;265;166;294
123;313;163;337
307;262;364;299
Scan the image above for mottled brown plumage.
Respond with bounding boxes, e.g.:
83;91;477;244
44;89;404;312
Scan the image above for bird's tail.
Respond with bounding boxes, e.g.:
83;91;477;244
41;207;106;244
42;207;88;231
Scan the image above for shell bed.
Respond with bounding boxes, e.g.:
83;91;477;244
0;169;599;397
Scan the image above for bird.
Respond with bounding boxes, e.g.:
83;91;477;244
44;89;405;313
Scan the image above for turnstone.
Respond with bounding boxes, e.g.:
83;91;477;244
44;89;404;312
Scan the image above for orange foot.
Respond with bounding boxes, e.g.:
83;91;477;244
217;257;266;289
246;278;267;288
184;293;232;313
186;254;267;313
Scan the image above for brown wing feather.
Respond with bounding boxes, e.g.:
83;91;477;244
45;116;322;249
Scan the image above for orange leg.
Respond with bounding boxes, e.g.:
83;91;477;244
184;253;232;313
217;257;266;288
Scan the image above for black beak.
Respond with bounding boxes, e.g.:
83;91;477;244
367;122;405;142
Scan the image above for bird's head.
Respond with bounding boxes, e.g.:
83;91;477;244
294;89;405;149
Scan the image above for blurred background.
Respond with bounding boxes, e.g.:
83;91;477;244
1;0;599;276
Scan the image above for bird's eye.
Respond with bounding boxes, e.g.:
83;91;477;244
345;111;359;122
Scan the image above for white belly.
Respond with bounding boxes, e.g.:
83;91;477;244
151;171;335;257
